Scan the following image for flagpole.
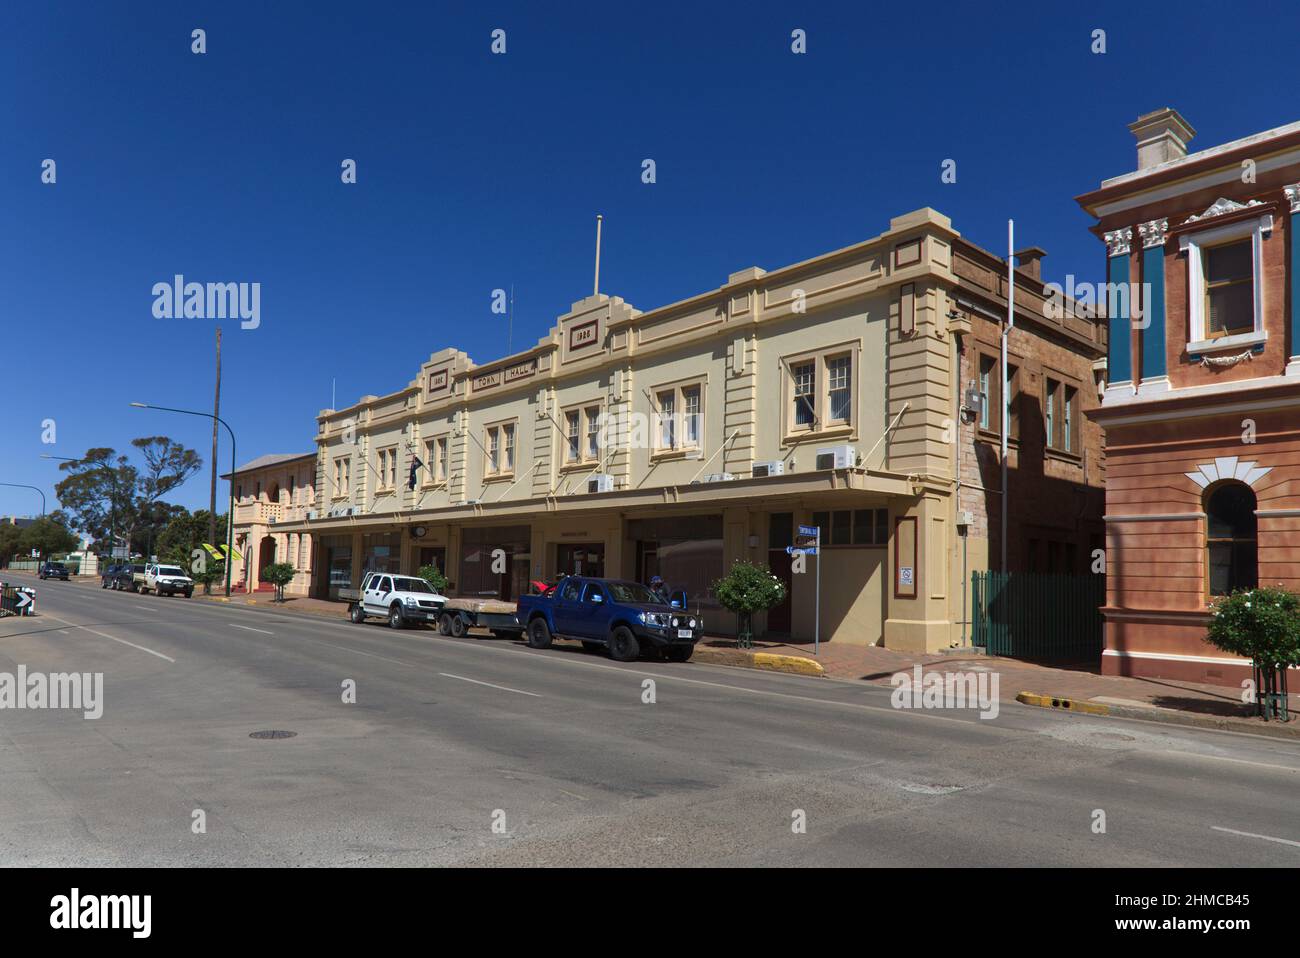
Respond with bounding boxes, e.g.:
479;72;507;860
1002;220;1014;573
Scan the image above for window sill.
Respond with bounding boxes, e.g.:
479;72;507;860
1187;329;1267;355
650;447;702;463
557;460;599;474
782;424;854;446
482;472;515;484
976;429;1020;447
1045;447;1083;465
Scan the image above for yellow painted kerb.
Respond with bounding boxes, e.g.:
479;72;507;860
1016;691;1111;716
752;652;825;676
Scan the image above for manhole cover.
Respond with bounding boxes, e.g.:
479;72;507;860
249;730;297;740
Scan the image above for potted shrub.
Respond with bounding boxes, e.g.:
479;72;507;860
260;562;298;604
1206;586;1300;721
713;560;787;650
417;564;449;595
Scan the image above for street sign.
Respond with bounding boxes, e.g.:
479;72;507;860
111;546;129;559
786;545;818;556
16;591;32;611
798;524;819;538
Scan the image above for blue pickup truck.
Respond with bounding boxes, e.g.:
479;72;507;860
516;577;702;662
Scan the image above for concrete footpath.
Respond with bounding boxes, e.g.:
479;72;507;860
703;636;1300;738
10;572;1297;738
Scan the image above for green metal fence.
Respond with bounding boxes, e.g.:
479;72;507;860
971;571;1105;662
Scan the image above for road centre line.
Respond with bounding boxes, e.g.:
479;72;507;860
1162;750;1300;775
39;612;176;663
438;672;541;697
1211;825;1300;848
231;624;274;636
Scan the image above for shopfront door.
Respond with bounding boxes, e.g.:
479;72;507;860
557;542;605;579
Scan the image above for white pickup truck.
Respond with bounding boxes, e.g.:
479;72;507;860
342;572;448;629
140;563;194;598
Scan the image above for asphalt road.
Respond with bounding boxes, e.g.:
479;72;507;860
1;576;1298;867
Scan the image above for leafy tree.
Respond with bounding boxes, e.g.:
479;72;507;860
417;564;449;594
713;560;788;648
54;438;202;555
190;557;226;592
155;509;228;593
1207;586;1300;720
21;513;79;563
0;523;25;567
260;562;297;603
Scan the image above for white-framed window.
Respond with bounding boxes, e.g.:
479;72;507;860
376;447;397;490
827;354;852;423
650;379;705;453
1180;213;1271;353
565;410;581;463
332;456;351;496
792;361;816;428
656;390;676;450
585;405;601;460
682;386;700;447
424;436;449;485
782;345;859;440
484;421;516;477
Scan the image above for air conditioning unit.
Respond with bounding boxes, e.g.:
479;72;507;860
751;460;785;478
815;444;858;470
268;516;278;524
306;510;318;520
587;474;615;494
702;472;736;483
329;506;355;518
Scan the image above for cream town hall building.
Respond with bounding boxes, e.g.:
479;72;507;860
252;208;1104;650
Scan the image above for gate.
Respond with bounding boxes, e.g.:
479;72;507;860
971;571;1104;662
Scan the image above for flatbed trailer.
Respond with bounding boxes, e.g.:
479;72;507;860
437;597;522;638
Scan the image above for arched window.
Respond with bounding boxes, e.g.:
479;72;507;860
1206;482;1257;596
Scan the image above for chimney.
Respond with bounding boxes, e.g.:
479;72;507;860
1014;246;1047;281
1128;108;1195;171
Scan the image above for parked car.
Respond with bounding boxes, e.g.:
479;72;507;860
342;572;448;629
130;563;149;592
108;565;138;590
516;577;701;662
38;562;70;581
100;563;128;588
141;564;194;597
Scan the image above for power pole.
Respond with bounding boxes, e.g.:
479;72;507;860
209;327;222;593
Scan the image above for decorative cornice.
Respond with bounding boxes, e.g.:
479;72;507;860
1137;218;1168;250
1285;184;1300;214
1183;197;1263;224
1104;227;1132;258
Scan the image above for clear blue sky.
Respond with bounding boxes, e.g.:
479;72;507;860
3;0;1298;520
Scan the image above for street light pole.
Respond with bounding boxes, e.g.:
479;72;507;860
131;403;237;598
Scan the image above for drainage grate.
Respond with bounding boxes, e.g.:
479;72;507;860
249;730;297;740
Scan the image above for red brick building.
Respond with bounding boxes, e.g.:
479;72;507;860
1078;108;1300;685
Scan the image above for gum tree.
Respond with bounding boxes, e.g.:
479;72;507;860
54;438;201;554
